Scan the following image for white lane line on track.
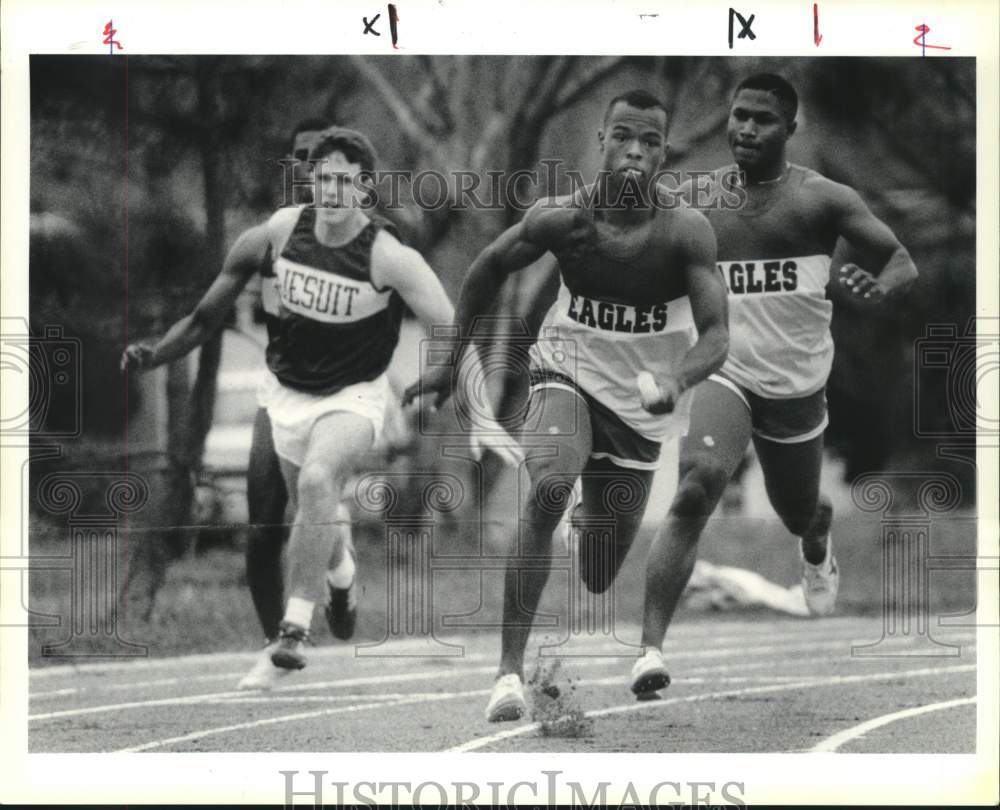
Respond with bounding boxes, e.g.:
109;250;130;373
29;669;495;722
29;634;975;722
809;696;978;753
90;662;976;754
32;672;245;700
444;663;977;753
114;689;494;753
26;616;892;680
110;662;975;753
190;674;827;706
28;622;868;696
31;620;975;699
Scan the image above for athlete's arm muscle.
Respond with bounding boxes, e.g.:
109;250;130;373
641;211;726;416
827;182;918;299
378;224;526;464
452;222;549;333
402;200;570;407
121;224;269;371
677;211;729;392
371;231;455;329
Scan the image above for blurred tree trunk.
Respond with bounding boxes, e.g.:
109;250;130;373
122;60;229;619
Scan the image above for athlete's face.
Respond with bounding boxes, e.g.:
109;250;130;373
727;89;795;174
314;150;367;224
599;103;668;187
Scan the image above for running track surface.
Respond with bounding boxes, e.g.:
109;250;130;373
28;615;977;753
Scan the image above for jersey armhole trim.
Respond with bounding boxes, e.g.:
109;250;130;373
707;373;751;413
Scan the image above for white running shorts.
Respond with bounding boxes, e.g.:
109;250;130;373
257;370;391;466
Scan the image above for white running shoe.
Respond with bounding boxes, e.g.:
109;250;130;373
237;642;295;691
629;648;671;696
801;534;840;616
485;673;528;723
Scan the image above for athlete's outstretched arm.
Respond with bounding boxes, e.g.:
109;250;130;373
121;224;270;371
372;231;456;329
374;230;526;465
401;207;558;408
829;183;918;300
642;212;727;415
678;213;729;386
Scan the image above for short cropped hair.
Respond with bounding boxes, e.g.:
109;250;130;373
733;73;798;122
309;127;378;176
603;90;669;131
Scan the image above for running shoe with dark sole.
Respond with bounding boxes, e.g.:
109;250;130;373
270;622;309;670
239;639;295;690
324;546;358;641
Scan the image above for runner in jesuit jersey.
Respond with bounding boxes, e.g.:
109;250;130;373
123;126;518;689
244;119;419;658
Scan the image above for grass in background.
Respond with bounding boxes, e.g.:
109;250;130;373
28;511;977;667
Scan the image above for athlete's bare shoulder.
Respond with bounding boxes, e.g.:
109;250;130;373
522;192;585;246
371;222;421;269
662;202;716;262
370;222;439;292
794;164;868;218
660;165;741;211
262;205;304;249
265;204;302;230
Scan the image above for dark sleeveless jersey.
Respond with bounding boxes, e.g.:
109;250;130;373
700;164;838;398
260;207;404;395
530;195;698;441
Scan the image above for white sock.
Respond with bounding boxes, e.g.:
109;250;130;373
327;551;356;588
283;597;314;630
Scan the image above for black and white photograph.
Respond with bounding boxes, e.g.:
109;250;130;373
2;1;998;805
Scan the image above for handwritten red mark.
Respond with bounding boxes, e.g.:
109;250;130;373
813;3;822;46
388;3;400;49
913;23;951;57
102;19;123;54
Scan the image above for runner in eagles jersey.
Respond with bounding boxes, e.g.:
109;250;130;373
630;73;919;698
405;90;730;723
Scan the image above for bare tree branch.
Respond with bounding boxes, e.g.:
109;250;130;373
418;55;456;135
469;111;508;173
521;56;576;127
553;56;629;114
348;55;447;165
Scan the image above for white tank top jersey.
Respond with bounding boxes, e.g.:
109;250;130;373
704;164;836;399
531;283;698;442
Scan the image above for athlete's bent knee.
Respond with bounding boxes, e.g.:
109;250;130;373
671;458;728;519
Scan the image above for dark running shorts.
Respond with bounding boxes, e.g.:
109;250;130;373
526;367;662;470
708;372;828;443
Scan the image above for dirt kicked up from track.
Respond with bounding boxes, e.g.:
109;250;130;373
29;615;977;754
